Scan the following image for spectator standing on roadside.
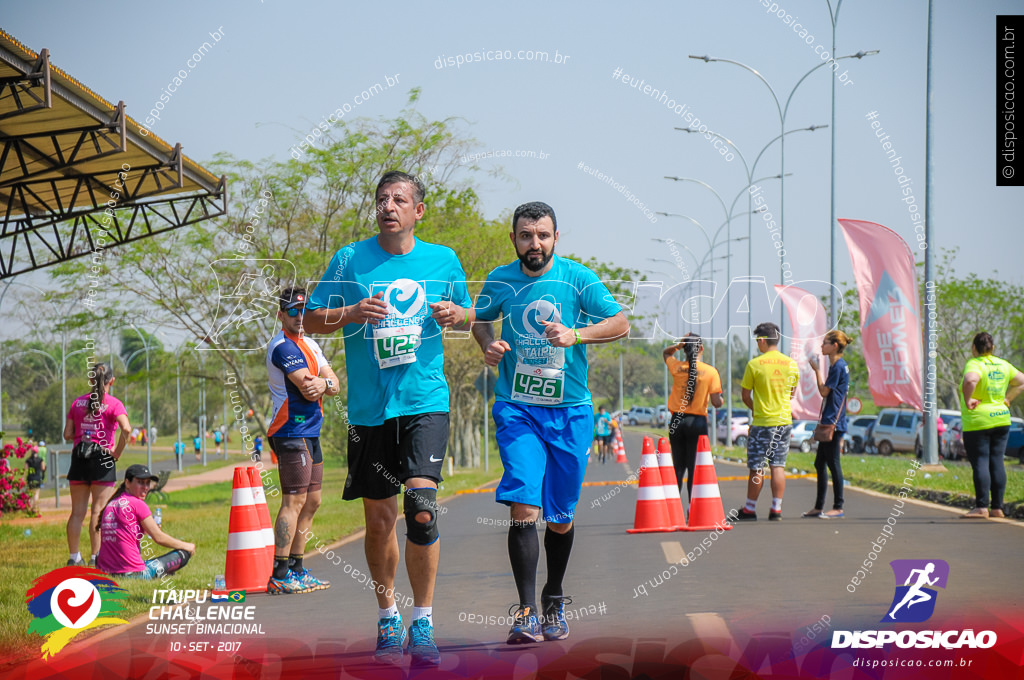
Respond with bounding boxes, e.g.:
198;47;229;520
664;334;723;502
803;330;852;519
26;443;47;513
734;322;800;521
264;287;340;595
64;363;131;566
959;332;1024;519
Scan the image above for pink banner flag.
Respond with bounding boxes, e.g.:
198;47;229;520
774;284;827;421
839;219;923;410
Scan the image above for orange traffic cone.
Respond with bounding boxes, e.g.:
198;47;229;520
247;467;274;584
614;428;627;463
656;437;687;530
627;437;675;533
224;467;269;592
683;435;732;532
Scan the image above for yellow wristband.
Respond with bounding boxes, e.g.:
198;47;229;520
573;328;582;345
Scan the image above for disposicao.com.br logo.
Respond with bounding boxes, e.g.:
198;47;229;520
832;559;997;650
26;566;129;659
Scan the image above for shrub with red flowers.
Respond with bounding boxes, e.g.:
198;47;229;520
0;436;32;517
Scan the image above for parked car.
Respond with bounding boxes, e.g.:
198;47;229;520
626;406;657;426
847;415;877;453
870;408;922;455
655;405;670;427
717;416;750;448
914;409;959;458
714;408;750;426
789;420;818;452
1006;418;1024;462
941;416;964;460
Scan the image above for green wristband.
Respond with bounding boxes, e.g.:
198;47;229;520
573;328;582;345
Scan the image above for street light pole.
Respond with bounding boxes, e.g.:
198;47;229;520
690;50;877;340
127;323;152;471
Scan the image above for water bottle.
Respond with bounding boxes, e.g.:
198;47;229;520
214;574;226;591
154;507;162;527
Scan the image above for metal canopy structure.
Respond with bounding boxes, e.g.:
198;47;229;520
0;29;227;279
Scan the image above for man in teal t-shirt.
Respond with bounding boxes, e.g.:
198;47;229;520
473;201;629;644
304;171;471;667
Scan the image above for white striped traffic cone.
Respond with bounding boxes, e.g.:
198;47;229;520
627;436;675;533
656;437;687;530
247;466;274;584
614;427;627;463
683;435;732;532
224;467;268;592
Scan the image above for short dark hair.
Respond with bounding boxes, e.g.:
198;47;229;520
512;201;557;232
972;331;995;355
753;322;780;345
377;170;426;204
279;286;307;311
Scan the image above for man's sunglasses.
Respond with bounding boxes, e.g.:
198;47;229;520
286;307;305;317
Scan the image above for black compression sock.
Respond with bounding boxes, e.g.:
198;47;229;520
288;553;304;573
508;520;539;610
273;557;290;580
541;524;575;601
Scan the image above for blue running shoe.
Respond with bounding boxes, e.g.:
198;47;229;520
506;604;542;644
541;595;572;641
374;614;406;664
293;568;330;591
266;571;312;595
407;617;440;666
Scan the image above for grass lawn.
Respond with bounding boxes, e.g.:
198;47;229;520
0;450;502;660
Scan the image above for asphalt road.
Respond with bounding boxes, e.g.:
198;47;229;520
25;429;1023;679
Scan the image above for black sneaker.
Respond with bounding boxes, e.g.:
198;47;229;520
733;508;758;521
769;510;782;521
506;605;541;644
541;596;572;641
66;558;85;567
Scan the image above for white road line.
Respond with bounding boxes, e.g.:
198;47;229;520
661;541;688;565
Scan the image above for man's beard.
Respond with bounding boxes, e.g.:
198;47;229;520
517;247;553;272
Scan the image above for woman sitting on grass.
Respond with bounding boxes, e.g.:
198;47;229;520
96;464;196;578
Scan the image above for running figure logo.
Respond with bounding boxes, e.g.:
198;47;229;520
883;559;949;623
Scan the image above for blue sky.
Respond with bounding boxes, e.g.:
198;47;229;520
3;0;1019;341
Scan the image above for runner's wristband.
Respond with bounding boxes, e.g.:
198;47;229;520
464;309;469;326
573;328;582;345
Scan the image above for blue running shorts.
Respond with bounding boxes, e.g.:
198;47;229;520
493;401;594;524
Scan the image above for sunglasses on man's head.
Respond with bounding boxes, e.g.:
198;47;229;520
286;307;305;317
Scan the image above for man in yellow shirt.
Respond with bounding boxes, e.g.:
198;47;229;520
735;322;800;521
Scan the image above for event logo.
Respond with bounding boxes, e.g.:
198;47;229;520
25;566;128;659
518;297;561;337
884;559;948;623
382;279;427;319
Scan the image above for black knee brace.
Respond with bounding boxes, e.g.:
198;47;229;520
404;487;440;545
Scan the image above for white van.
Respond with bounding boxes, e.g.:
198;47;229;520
871;408;921;455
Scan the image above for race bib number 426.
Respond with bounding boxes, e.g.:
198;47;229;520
511;364;564;405
373;325;421;369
